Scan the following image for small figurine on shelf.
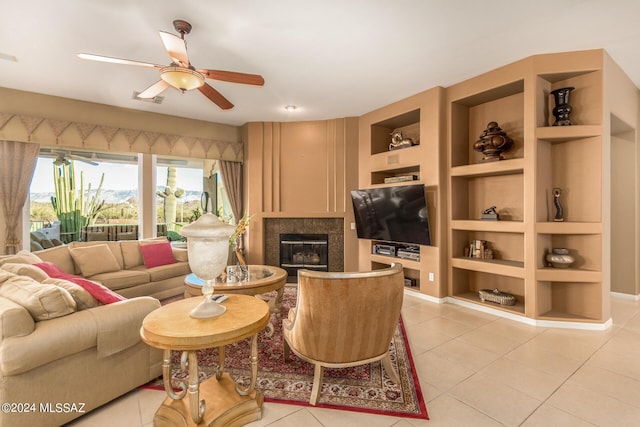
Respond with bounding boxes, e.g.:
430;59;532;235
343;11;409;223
389;129;416;151
481;206;499;221
473;121;513;162
553;188;564;222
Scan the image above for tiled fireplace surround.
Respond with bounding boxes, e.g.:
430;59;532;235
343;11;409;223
263;218;344;273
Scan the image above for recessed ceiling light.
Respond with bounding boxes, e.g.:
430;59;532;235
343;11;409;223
284;105;297;112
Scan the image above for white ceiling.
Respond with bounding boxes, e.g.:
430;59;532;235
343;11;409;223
1;0;639;126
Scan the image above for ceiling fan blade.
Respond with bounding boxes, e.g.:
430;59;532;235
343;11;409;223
198;69;265;86
159;31;189;68
137;80;170;98
198;84;234;110
77;53;162;69
70;155;98;166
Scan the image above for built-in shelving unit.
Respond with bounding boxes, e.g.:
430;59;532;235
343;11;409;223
357;87;446;298
446;50;611;327
353;49;636;326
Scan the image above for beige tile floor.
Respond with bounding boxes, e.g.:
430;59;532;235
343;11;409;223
66;292;640;426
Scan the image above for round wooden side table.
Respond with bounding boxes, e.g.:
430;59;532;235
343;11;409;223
140;295;270;427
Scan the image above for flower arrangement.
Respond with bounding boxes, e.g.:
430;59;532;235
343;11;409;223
229;212;254;266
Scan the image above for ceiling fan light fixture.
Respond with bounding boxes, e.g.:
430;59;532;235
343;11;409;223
160;66;205;91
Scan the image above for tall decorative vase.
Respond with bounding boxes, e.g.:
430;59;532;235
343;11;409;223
551;87;575;126
180;213;235;318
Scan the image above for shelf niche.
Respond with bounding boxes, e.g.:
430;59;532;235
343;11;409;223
537;233;602;271
450;80;525;168
451;268;525;315
370;109;420;155
451;172;524;221
536;281;602;321
452;230;524;268
536;135;602;223
536;70;603;128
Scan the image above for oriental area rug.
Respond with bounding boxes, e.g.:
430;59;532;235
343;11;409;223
148;286;428;420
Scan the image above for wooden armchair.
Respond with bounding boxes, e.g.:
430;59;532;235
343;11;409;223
282;263;404;405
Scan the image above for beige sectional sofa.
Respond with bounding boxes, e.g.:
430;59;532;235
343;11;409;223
0;259;164;426
0;240;190;426
34;239;190;300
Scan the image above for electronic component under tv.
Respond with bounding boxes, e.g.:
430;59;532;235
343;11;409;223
350;184;431;246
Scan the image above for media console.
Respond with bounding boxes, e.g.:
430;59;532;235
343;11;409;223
372;242;420;262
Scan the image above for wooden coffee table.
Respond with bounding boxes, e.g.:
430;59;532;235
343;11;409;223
184;265;287;319
140;295;270;427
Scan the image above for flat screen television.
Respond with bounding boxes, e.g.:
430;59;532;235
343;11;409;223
350;184;431;246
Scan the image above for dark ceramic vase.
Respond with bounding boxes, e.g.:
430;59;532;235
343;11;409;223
551;87;575;126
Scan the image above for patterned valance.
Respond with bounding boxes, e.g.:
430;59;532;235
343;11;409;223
0;112;243;162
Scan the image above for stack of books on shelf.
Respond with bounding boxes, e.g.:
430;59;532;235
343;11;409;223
465;240;493;259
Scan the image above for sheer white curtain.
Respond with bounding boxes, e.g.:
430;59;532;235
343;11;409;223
0;140;40;254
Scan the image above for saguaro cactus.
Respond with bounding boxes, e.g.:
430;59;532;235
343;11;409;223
51;160;105;243
157;167;185;231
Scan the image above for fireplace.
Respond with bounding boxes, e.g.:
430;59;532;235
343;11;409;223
264;217;344;283
280;234;328;282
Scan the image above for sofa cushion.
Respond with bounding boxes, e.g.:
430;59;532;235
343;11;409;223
69;244;121;277
120;238;171;269
69;241;125;271
0;250;42;267
89;270;150;292
0;276;76;321
0;263;49;282
172;246;188;262
42;278;100;310
34;245;75;274
33;262;125;305
120;241;144;269
0;309;97;376
0;296;35;339
140;242;176;268
0;270;15;285
131;261;191;282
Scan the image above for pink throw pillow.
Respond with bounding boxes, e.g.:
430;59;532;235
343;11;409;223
139;242;176;268
33;262;125;305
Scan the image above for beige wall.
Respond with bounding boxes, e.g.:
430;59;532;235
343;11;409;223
243;119;359;270
604;53;640;296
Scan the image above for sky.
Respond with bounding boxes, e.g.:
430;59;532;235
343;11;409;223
30;157;204;194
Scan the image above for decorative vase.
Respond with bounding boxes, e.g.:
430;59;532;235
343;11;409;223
551;87;575;126
546;248;575;268
473;121;513;162
553;188;564;222
180;213;235;318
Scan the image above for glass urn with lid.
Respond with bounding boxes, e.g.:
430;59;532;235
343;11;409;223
180;213;235;318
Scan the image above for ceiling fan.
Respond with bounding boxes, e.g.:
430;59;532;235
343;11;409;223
45;149;99;166
77;19;264;110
